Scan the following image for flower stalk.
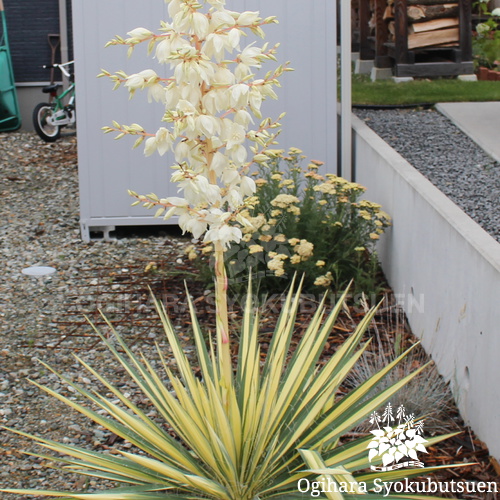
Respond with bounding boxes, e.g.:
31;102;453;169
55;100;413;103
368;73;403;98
102;0;291;386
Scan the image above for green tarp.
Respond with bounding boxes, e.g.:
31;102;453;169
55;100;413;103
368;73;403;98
0;1;21;132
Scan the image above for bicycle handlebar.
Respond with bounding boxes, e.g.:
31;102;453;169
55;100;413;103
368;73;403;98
42;61;74;78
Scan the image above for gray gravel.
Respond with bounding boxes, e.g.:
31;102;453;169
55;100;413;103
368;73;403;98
354;107;500;242
0;131;193;495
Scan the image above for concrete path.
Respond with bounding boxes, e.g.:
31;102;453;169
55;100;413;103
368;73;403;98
436;102;500;165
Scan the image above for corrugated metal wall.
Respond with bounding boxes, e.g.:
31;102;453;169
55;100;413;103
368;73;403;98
5;0;62;82
73;0;336;240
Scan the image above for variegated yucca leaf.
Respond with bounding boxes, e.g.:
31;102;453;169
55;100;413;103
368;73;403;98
2;279;466;499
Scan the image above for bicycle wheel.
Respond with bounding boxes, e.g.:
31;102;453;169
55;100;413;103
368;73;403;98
33;103;61;142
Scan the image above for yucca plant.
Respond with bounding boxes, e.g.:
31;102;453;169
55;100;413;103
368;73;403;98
2;279;465;499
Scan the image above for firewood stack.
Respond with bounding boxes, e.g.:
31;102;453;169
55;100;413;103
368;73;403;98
384;0;460;50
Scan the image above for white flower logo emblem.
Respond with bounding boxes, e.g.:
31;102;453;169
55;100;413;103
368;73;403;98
367;403;427;471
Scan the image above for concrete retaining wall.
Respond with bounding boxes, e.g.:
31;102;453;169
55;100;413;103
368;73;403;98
352;114;500;461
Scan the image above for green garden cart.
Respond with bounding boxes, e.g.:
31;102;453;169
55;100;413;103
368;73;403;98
0;0;21;131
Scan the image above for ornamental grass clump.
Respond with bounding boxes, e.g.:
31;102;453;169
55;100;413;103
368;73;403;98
188;149;391;295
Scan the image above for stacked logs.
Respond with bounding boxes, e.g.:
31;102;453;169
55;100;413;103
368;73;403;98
384;0;460;49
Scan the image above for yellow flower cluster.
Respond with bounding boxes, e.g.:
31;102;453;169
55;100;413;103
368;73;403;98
185;244;198;261
249;244;264;254
294;239;314;260
265;149;286;157
280;179;295;189
314;272;333;287
305;171;324;181
270;194;300;208
313;183;337;195
358;199;381;209
144;261;158;273
358;209;372;221
240;212;266;234
267;252;288;277
352;201;391;237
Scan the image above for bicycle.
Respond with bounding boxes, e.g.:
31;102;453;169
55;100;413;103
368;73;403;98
33;60;76;142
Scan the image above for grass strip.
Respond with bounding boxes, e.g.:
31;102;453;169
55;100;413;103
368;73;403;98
351;75;500;106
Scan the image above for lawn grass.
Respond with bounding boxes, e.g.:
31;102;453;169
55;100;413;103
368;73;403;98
351;74;500;106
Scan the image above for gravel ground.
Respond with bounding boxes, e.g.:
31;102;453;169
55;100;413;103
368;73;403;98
0;129;499;497
354;107;500;243
0;131;195;495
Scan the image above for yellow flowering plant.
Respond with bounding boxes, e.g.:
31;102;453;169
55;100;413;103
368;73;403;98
190;148;391;295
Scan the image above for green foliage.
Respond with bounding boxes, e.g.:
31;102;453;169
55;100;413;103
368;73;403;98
1;282;465;499
472;24;500;71
472;0;500;70
473;36;500;70
189;149;390;297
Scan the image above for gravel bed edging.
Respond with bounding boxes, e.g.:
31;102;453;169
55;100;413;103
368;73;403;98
353;107;499;243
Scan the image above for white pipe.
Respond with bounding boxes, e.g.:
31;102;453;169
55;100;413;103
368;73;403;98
340;0;352;181
59;0;69;68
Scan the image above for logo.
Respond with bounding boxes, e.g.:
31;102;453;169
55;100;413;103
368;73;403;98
367;402;428;472
298;402;499;497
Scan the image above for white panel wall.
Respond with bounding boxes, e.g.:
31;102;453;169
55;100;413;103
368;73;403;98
72;0;337;240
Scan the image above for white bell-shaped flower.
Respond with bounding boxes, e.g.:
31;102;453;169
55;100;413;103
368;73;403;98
240;176;256;197
204;224;242;250
223;120;246;149
237;11;260;26
127;27;154;42
147;83;166;103
210;10;235;30
167;0;183;19
192;11;210;39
